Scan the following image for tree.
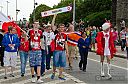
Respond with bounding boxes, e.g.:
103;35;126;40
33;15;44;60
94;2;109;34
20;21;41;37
76;0;112;21
29;0;112;26
53;0;112;25
84;10;111;27
29;4;51;24
112;0;117;26
53;0;74;24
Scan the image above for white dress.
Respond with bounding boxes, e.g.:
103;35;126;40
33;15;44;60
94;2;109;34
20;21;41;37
103;31;111;56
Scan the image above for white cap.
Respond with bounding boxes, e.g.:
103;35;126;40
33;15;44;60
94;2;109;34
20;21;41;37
102;23;111;30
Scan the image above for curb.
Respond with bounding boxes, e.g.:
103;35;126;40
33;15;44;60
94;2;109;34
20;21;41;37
90;51;127;59
114;54;127;59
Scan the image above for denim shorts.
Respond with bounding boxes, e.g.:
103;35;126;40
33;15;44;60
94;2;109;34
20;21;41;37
29;50;42;67
53;50;66;67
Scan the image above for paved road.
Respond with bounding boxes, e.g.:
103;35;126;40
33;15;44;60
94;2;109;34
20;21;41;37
65;52;128;84
115;46;127;58
0;52;127;84
0;57;85;84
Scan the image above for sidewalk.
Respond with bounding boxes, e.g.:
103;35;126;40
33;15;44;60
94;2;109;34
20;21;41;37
114;46;127;59
93;44;127;59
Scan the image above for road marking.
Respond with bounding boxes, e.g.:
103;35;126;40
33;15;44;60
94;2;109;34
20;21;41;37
0;64;29;72
12;72;86;84
88;58;128;71
45;77;70;84
2;67;87;84
0;56;87;84
0;71;31;83
0;67;30;77
12;74;52;84
63;72;86;84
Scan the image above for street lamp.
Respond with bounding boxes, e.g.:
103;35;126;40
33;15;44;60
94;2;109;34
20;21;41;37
73;0;76;28
16;0;20;21
0;6;3;12
33;0;38;22
6;1;10;16
16;9;20;21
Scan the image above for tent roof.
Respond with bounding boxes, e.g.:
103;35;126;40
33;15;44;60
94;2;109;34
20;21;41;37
0;12;11;23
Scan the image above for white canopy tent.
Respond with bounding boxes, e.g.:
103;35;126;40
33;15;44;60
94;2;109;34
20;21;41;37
0;12;11;29
0;12;10;22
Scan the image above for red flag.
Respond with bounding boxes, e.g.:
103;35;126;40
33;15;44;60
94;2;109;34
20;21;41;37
2;21;21;37
0;12;21;37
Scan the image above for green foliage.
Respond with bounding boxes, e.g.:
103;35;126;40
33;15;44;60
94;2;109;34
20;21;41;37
29;0;112;26
53;0;73;25
84;10;111;27
76;0;112;21
29;4;52;24
53;0;112;25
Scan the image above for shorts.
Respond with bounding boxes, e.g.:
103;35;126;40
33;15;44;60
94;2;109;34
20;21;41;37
4;51;17;67
29;50;42;67
53;50;66;67
91;38;95;44
68;46;75;57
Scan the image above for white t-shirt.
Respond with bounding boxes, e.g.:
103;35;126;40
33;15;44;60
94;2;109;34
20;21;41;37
120;31;126;39
103;31;110;56
121;21;125;27
43;31;55;45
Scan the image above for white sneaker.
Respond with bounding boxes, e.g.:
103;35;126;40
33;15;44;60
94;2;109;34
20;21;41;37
101;63;105;77
37;78;44;83
101;72;105;77
31;77;36;83
108;73;112;79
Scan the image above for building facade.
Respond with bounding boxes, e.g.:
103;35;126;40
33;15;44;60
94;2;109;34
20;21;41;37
116;0;128;30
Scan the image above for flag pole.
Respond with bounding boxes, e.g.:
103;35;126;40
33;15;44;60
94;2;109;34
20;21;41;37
73;0;75;29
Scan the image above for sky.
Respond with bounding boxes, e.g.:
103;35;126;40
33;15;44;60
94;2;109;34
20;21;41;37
0;0;61;21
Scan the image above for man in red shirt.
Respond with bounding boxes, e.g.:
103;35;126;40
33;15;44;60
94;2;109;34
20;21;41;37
28;21;43;83
51;24;69;80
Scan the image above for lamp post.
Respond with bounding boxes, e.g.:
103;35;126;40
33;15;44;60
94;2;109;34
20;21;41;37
16;0;17;21
0;6;3;12
16;9;20;21
33;0;38;22
6;1;10;16
73;0;76;28
16;0;20;21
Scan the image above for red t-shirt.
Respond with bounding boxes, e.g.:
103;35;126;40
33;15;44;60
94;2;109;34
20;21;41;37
19;37;29;52
55;33;67;51
29;29;42;50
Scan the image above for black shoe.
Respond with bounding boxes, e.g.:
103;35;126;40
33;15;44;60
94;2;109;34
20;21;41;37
46;68;51;70
10;74;15;77
79;67;82;70
4;77;7;79
1;64;4;67
21;74;24;77
83;69;86;72
69;66;73;70
41;73;45;76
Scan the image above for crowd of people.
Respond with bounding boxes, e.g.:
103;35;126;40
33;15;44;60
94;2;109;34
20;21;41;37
0;16;128;83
